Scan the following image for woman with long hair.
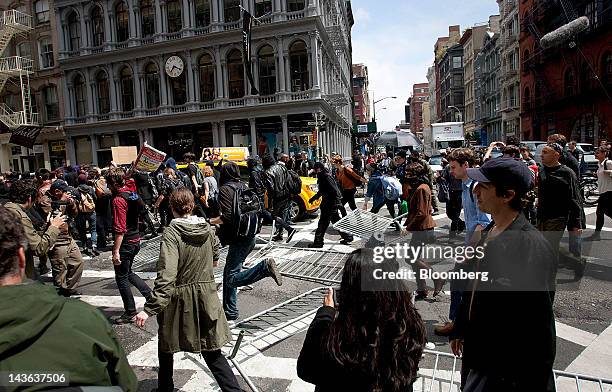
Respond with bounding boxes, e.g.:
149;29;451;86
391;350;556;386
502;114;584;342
297;248;426;391
134;188;241;391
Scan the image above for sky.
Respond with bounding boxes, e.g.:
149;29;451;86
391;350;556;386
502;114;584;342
351;0;500;132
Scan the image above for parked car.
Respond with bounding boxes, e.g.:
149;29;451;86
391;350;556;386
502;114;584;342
577;143;598;173
428;155;444;177
521;140;547;164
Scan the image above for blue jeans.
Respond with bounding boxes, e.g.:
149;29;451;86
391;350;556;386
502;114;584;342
77;212;97;248
114;242;152;313
223;236;270;319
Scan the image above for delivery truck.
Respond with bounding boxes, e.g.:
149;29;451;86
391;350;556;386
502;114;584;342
424;122;465;156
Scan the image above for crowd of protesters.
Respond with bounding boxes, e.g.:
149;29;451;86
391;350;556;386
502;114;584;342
1;136;612;392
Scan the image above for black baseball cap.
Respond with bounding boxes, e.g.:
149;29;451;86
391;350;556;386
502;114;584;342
50;180;70;193
396;150;407;159
467;158;533;196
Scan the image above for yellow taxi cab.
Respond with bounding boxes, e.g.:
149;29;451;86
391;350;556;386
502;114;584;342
177;158;320;221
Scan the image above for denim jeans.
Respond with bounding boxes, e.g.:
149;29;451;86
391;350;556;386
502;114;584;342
273;199;291;235
77;212;97;248
114;241;152;314
223;236;270;319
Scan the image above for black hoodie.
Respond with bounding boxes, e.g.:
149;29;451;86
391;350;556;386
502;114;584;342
217;162;244;245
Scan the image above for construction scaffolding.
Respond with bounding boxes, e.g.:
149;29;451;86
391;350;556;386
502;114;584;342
0;9;38;129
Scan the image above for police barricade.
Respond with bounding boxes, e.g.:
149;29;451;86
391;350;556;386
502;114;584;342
332;208;408;240
414;350;612;392
224;287;328;392
245;244;350;285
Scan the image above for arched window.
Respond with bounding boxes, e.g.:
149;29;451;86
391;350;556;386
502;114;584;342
564;68;575;96
579;62;590;92
289;40;308;92
91;6;104;47
255;0;272;17
96;71;110;114
287;0;305;11
198;54;215;102
67;11;81;51
523;87;531;110
224;0;240;23
602;51;612;86
145;63;160;108
227;49;244;98
141;0;156;37
167;0;182;33
258;45;276;95
74;74;87;117
170;70;187;105
195;0;211;27
116;2;129;42
120;66;134;111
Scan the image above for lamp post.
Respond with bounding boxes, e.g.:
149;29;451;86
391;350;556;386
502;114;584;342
372;94;397;123
448;105;463;122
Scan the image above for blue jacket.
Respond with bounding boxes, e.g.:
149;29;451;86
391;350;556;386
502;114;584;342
365;171;385;207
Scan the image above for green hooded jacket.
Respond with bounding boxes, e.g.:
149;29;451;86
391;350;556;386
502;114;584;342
0;283;137;391
144;215;230;353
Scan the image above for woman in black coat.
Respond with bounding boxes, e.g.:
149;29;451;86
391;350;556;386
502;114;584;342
297;248;427;391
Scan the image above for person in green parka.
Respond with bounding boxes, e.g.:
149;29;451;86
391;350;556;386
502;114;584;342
0;205;137;392
134;188;242;392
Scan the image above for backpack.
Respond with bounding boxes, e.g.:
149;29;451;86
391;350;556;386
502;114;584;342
229;183;262;238
78;189;96;213
381;175;402;200
191;163;205;187
287;168;302;196
436;175;450;203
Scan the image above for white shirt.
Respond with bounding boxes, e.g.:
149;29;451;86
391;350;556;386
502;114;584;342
597;159;612;194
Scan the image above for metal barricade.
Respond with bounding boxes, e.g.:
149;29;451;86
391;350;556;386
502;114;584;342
416;350;612;392
332;208;407;240
245;244;351;285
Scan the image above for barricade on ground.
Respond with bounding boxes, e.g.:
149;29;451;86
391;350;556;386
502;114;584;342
415;350;612;392
332;208;407;240
245;244;350;285
225;287;328;392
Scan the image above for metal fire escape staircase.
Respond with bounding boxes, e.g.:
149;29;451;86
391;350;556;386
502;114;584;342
322;0;350;116
0;9;39;129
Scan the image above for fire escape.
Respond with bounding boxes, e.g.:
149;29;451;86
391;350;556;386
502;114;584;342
0;9;39;129
321;0;350;121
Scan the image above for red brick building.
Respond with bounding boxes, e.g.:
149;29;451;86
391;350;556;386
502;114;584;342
409;83;429;133
352;64;371;124
520;0;612;143
434;26;461;123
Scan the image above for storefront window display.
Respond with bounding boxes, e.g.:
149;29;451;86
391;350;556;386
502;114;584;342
49;140;66;169
153;124;213;160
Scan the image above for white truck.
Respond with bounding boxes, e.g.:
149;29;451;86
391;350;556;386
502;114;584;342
424;122;465;156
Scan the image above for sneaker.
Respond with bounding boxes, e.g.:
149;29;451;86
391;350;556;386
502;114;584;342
414;291;428;301
91;247;100;257
340;237;353;245
38;265;51;276
308;242;324;248
59;288;82;297
434;321;454;336
286;228;297;243
113;312;137;325
272;234;284;242
264;258;283;286
432;209;440;216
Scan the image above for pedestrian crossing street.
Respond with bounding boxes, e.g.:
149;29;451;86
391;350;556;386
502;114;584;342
61;199;612;391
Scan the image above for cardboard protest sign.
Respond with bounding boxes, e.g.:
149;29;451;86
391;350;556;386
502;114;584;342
111;146;138;165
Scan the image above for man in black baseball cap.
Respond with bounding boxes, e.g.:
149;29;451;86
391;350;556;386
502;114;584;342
451;157;557;392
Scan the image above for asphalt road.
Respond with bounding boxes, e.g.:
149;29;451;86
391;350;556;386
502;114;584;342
48;197;612;391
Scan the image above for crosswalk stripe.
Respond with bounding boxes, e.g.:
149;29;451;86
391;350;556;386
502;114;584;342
77;295;146;309
565;322;612;377
556;321;598;347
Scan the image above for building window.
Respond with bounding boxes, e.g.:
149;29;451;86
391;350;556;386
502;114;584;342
120;66;134;111
564;68;575;96
96;71;110;114
224;0;240;23
287;0;305;11
141;0;156;37
195;0;211;27
116;2;130;42
91;6;105;47
38;38;54;68
167;0;182;33
43;85;59;121
579;62;591;92
74;74;87;117
258;45;276;95
145;63;160;108
602;51;612;86
289;40;309;92
34;0;49;23
67;11;81;51
255;0;272;17
198;54;215;102
171;72;187;105
523;87;530;110
227;49;244;98
452;73;463;88
452;56;462;69
16;42;31;60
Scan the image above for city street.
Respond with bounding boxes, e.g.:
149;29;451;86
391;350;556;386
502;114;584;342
46;196;612;392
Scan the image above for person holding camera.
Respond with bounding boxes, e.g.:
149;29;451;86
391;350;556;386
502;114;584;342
4;180;66;280
47;180;85;296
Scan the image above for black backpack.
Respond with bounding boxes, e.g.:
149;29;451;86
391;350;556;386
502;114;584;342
287;169;302;196
229;183;262;238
